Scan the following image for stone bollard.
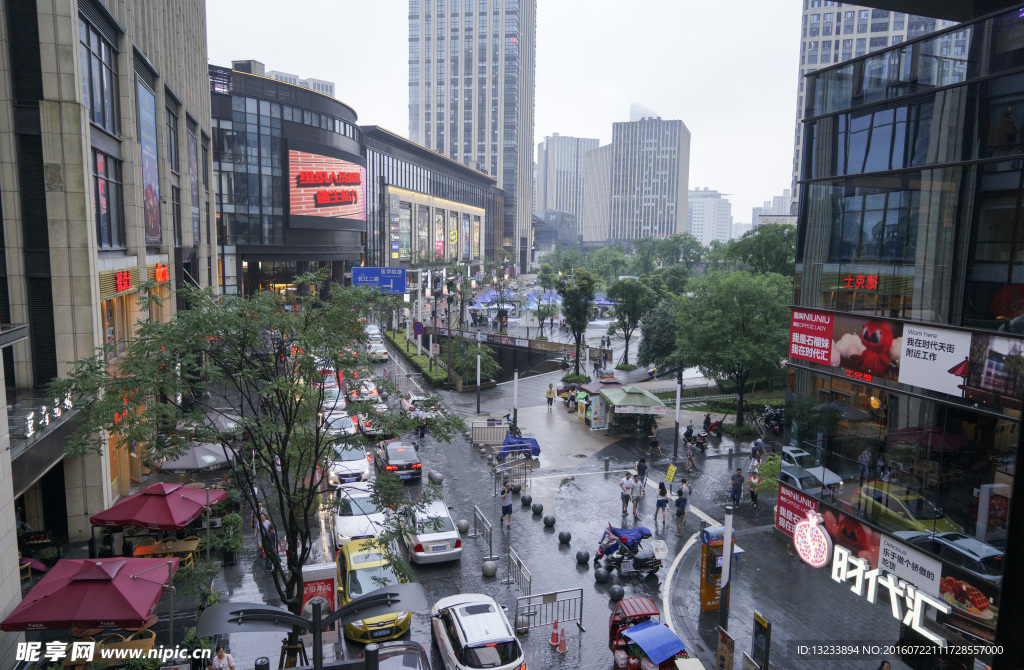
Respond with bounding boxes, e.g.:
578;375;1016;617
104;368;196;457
594;568;610;584
521;494;533;507
482;561;498;577
531;503;543;515
543;515;556;528
575;549;590;564
609;585;625;601
559;531;572;544
456;519;470;534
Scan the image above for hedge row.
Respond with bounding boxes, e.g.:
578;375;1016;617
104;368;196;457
383;332;450;387
705;397;787;413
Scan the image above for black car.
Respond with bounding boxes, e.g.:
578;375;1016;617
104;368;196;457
374;441;422;482
359;641;430;669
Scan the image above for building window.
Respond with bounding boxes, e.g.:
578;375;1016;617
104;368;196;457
93;150;125;248
103;294;130;361
79;17;119;135
166;106;179;172
172;185;182;247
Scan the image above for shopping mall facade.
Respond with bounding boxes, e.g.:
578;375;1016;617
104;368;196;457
788;4;1024;666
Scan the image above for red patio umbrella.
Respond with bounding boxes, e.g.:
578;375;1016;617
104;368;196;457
1;557;179;631
89;482;226;531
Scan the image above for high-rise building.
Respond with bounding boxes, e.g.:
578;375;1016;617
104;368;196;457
688;188;733;246
752;188;795;227
791;4;955;196
408;0;537;270
231;59;337;98
0;0;216;663
581;144;613;245
609;116;690;243
535;134;598;235
791;6;1024;661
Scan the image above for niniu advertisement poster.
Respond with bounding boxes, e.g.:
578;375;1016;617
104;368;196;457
789;309;1024;408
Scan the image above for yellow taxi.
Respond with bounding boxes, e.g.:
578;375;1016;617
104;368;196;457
336;538;411;643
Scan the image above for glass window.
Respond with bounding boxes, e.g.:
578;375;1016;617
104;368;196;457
166;106;179;172
78;18;119;135
93;150;124;248
102;295;130;361
172;185;182;247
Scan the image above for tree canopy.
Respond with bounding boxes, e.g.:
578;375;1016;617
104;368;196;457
637;300;679;369
556;269;598;375
722;224;797;276
607;278;657;365
672;271;792;424
630;237;659;276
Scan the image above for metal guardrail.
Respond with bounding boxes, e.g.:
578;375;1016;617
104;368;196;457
471;420;509;445
513;588;585;634
493;456;530;496
501;545;531;596
467;504;499;561
391;372;424;393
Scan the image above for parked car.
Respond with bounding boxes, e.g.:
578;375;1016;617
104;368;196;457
358;642;430;670
336;539;410;643
431;594;525;670
374;442;422;482
779;465;830;498
402;500;462;564
349;379;385;403
780;446;843;492
851;484;964;534
323;412;360;438
368;343;390;363
400;393;441;419
366;324;382;337
333;482;384;549
894;531;1004;584
326;442;371;487
358;403;393;437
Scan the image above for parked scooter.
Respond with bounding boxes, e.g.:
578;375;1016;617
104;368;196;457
684;422;704;453
704;409;731;438
763;405;785;435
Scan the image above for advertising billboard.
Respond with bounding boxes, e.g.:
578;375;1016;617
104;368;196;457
136;80;160;245
188;131;199;244
288;141;366;229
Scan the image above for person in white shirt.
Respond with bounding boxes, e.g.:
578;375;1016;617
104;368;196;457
619;475;632;515
211;647;234;670
629;474;643;520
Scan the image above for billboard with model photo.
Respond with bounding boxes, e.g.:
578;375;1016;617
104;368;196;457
287;140;366;229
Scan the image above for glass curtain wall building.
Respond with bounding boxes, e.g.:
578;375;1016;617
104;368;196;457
791;6;1024;660
209;64;364;295
408;0;536;271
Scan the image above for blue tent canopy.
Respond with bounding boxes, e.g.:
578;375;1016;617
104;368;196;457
593;292;617;306
475;288;516;304
620;620;687;665
498;434;541;460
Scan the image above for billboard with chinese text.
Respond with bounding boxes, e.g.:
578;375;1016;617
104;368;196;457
288;141;366;229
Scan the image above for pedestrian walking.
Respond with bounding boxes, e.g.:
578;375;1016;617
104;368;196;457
675;481;690;536
636;458;649;497
749;453;761;475
647;428;663;458
858;448;872;485
500;481;513;528
619;473;632;515
752;438;765;461
417;416;428;438
263;523;278;572
749;472;761;508
685;440;696;471
629;474;643;520
654;481;669;523
875;453;885;480
729;469;744;507
593;358;600;377
545;383;555;409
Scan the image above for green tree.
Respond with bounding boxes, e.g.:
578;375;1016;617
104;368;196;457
49;273;466;632
723;224;797;276
637;299;680;369
607;278;657;365
535;302;559;338
441;337;502;381
557;245;584;274
587;245;629;286
630;237;659;276
673;271;792;425
676;232;706;270
557;269;598;375
537;263;557;291
657;264;691;295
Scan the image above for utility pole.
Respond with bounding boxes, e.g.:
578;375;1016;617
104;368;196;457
476;350;481;414
674;369;682;460
719;505;735;631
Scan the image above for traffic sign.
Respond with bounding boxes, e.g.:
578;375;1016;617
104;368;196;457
352;267;407;295
666;464;677;484
413;321;424;335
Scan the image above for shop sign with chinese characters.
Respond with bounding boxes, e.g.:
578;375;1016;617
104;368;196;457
789;309;833;365
840;274;880;290
879;535;942;597
830;545;951;646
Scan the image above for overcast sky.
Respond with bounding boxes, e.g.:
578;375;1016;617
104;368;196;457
206;0;801;222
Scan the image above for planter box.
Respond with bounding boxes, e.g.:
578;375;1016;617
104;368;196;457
454;378;498;393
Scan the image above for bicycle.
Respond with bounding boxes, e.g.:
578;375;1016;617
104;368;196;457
502;412;523;438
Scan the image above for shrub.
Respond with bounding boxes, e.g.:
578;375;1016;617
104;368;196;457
383;332;450;386
615;363;637;371
535;336;548;341
721;422;762;439
561;373;591;384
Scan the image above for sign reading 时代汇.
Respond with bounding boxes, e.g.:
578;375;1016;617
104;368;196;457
789;310;834;365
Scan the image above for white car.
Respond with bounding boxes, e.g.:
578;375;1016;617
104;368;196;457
402;500;462;564
366;324;381;336
368;343;389;362
349;379;385;403
323;412;360;438
357;403;391;436
333;482;384;549
779;465;831;498
780;446;843;492
400;393;442;420
432;594;524;670
321;385;347;413
326;442;371;487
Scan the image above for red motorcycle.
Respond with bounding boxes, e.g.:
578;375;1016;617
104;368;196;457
704;407;732;438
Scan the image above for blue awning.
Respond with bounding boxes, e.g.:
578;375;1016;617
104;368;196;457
620;620;687;665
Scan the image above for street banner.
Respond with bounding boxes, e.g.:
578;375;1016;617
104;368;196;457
717;627;735;670
752;610;772;669
789;309;833;365
775;482;818;536
301;562;337;630
742;652;761;670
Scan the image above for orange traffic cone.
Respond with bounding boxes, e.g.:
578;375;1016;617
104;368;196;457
548;619;560;646
557;627;568;654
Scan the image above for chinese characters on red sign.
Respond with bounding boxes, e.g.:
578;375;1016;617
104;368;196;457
789;309;834;365
840;274;879;290
845;370;873;382
296;171;361;186
775;483;819;536
313;190;359;206
115;271;132;293
288;149;367;221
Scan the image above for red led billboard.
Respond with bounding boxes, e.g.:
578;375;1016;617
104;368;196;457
288;146;366;228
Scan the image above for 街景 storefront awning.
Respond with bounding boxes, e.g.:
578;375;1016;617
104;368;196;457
600;385;667;415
